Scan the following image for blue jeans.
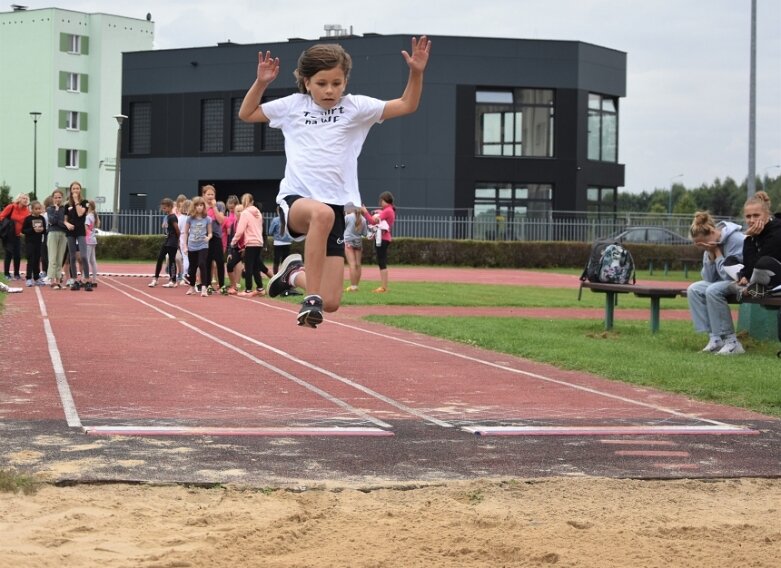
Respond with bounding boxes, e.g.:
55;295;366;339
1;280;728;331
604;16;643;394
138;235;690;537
687;279;736;337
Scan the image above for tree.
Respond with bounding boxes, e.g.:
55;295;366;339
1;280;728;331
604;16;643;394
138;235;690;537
673;192;697;215
0;181;10;209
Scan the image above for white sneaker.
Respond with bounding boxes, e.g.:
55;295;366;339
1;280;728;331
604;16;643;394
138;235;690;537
185;287;195;295
702;338;724;353
717;340;745;356
148;278;158;287
201;286;208;297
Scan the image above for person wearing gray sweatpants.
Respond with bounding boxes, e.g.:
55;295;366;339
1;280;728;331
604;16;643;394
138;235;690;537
687;212;746;355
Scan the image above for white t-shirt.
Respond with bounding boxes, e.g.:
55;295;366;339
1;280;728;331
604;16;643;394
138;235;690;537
262;93;385;207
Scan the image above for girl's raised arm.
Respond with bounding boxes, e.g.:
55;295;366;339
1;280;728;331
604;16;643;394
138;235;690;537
239;51;280;123
382;36;431;121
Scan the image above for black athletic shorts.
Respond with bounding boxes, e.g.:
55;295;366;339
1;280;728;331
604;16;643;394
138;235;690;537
281;195;345;258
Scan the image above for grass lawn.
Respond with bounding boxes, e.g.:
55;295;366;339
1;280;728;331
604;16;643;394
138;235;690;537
332;280;693;309
365;315;781;418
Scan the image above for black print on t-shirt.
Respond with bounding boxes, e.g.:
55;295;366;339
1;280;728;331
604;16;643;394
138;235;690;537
303;106;346;125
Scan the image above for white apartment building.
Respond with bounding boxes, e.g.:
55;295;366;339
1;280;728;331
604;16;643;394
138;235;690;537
0;5;153;206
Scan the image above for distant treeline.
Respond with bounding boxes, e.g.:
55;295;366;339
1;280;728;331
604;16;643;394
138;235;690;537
618;174;781;217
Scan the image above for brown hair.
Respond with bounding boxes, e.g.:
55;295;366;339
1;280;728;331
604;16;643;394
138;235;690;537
67;181;83;207
88;200;100;228
160;197;174;210
689;211;717;239
379;191;395;211
240;193;254;208
294;44;352;94
190;196;207;218
744;191;772;215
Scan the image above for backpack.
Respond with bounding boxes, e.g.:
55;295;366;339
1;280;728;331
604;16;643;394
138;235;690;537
580;240;636;284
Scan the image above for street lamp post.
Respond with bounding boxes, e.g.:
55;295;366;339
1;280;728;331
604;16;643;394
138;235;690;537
668;173;683;214
111;114;128;233
29;112;41;200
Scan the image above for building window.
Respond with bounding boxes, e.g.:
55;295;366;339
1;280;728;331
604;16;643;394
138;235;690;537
65;149;79;168
230;98;254;152
473;182;553;240
129;102;152;154
588;94;618;162
587;186;617;218
67;73;80;92
69;34;81;54
475;89;554;157
200;98;224;153
260;95;285;151
60;33;88;54
66;111;79;130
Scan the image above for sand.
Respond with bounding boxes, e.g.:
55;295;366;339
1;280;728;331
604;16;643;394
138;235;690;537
1;477;780;567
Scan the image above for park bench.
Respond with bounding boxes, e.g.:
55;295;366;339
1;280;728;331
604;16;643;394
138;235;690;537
647;257;701;278
578;282;687;333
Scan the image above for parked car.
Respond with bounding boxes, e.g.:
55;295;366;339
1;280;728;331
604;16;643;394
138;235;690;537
93;228;123;238
607;226;690;245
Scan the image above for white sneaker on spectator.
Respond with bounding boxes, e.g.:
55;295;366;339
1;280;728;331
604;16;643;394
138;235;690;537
717;340;745;356
148;278;158;287
702;338;724;353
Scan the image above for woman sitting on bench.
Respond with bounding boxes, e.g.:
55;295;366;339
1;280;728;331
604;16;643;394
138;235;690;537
686;211;746;355
737;191;781;300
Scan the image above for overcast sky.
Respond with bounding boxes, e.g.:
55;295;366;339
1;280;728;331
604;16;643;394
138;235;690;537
34;0;781;194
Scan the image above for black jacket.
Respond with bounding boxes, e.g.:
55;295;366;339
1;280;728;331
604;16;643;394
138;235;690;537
46;204;67;233
739;212;781;281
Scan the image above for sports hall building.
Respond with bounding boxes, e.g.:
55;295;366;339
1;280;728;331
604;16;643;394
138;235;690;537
119;33;626;223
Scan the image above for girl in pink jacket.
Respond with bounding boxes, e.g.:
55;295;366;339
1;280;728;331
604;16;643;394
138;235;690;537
231;193;265;297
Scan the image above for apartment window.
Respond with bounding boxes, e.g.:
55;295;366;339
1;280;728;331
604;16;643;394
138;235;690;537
475;89;554;157
230;98;254;152
67;73;80;92
60;33;89;54
473;182;553;240
200;98;224;152
129;102;152;154
587;186;617;218
65;149;79;168
588;94;618;162
66;111;79;130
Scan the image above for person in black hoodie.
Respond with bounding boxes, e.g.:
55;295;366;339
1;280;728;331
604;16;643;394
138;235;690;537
737;191;781;299
22;201;47;286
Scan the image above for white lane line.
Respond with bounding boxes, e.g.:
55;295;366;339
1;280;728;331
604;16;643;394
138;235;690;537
35;287;82;428
84;425;393;437
105;278;453;429
323;316;744;430
179;320;392;429
462;425;758;436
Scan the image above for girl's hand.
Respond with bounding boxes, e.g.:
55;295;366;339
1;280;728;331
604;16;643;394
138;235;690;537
745;216;768;237
402;36;431;74
75;203;86;217
257;50;280;85
64;221;74;231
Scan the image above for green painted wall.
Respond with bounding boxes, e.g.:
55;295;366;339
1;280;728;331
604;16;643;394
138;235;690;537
0;7;153;206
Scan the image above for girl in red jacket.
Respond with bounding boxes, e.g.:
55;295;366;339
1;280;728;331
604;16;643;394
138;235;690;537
1;193;31;280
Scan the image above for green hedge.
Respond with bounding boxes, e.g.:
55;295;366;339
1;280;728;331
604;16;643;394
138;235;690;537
95;235;701;270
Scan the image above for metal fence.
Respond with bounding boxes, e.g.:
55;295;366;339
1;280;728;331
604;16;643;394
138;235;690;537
99;209;737;243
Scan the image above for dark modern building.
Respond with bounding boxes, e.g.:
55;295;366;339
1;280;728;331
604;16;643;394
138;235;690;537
120;33;625;224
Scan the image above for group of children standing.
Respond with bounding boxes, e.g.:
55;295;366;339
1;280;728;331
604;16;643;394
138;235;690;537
147;186;285;298
0;181;100;291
